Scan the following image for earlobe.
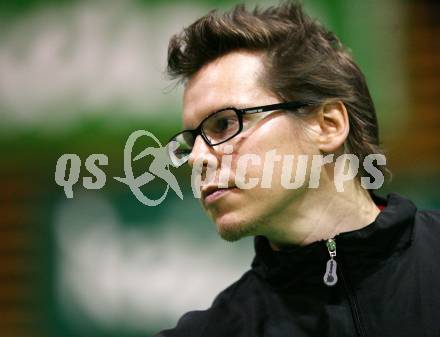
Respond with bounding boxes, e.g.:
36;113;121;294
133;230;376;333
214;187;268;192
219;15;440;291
317;101;349;153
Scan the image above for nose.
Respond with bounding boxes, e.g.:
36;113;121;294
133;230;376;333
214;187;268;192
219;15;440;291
188;135;220;176
187;135;216;168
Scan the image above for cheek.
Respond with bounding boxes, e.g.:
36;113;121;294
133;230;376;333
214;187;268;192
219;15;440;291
235;117;317;167
227;117;320;198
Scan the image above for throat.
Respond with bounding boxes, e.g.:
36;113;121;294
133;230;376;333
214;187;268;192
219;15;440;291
265;191;381;250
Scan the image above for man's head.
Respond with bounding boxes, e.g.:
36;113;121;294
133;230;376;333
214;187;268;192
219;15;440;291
167;1;385;243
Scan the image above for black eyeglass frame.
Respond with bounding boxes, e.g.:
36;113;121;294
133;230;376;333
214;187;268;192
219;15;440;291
167;100;316;151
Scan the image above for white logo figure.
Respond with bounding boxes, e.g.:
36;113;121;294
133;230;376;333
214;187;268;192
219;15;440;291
114;130;183;206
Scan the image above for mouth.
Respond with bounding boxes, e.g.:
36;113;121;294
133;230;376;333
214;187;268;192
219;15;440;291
201;185;237;205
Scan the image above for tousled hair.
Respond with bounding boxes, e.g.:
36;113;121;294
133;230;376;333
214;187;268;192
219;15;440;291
167;1;387;179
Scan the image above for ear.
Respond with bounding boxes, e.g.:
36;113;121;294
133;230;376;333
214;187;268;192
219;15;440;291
309;101;349;153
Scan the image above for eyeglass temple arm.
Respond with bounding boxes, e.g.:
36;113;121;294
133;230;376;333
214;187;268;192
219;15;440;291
240;101;314;114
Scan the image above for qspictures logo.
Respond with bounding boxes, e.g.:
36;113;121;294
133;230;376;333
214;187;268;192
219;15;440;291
54;130;386;206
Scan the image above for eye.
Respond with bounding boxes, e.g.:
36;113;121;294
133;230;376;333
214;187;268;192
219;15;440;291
211;116;237;133
203;109;239;138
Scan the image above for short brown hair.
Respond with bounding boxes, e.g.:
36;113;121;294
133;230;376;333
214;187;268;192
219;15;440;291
167;1;386;179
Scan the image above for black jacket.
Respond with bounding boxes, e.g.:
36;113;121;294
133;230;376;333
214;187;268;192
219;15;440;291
155;193;440;337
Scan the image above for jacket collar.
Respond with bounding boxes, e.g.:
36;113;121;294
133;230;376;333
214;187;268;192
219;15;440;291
251;193;417;288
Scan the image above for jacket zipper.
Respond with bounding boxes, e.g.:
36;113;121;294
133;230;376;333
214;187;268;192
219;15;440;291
323;238;338;286
324;238;367;337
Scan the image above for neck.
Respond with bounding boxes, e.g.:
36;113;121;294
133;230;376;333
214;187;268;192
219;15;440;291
265;179;381;250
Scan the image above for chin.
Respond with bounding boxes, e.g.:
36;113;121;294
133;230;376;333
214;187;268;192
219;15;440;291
214;213;259;242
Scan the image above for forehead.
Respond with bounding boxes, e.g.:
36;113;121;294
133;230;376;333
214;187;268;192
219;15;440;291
182;51;275;129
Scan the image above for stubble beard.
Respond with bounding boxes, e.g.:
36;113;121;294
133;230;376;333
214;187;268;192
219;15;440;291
215;215;260;242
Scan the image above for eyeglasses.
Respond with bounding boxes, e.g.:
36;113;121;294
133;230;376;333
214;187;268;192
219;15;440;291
166;100;315;167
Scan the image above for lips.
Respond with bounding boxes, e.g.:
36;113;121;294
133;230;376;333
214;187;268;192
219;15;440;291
201;185;237;205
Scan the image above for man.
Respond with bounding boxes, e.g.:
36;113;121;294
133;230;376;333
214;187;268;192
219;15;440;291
155;2;440;336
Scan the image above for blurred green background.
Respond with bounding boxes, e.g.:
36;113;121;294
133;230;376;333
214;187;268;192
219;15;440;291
0;0;439;336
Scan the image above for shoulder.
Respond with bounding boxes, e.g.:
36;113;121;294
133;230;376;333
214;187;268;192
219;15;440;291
414;208;440;241
405;205;440;262
153;269;258;337
416;208;440;225
383;192;440;241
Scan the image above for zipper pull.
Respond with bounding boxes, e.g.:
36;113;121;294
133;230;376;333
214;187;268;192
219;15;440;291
323;238;338;286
